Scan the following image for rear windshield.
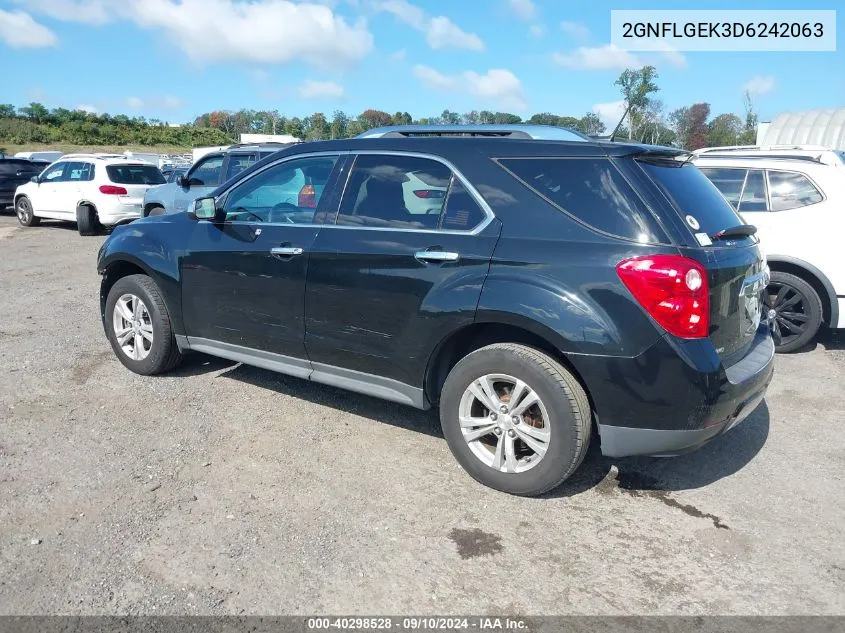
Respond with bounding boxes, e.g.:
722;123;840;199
106;164;166;185
638;161;744;236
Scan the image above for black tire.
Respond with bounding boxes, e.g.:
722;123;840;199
15;196;40;227
765;271;823;353
76;204;101;236
105;274;183;375
439;343;591;496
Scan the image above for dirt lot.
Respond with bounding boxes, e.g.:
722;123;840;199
0;213;843;615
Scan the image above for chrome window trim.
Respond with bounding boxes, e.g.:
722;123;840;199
214;149;496;235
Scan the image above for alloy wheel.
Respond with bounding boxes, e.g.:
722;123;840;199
764;281;810;347
458;373;551;474
16;199;31;224
112;293;154;360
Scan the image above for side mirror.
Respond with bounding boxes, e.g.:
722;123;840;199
177;174;188;188
191;196;223;223
30;176;40;184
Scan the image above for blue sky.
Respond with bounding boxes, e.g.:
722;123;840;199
0;0;842;128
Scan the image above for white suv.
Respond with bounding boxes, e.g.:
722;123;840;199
14;154;166;236
694;151;844;352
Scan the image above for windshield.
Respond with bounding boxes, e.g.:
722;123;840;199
638;161;746;238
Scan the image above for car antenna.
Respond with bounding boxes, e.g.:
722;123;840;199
609;103;631;143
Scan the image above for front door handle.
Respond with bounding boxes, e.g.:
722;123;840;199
415;250;460;263
270;246;304;257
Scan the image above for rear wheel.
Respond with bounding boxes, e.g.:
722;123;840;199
764;271;823;353
76;204;101;236
439;343;591;496
15;196;40;227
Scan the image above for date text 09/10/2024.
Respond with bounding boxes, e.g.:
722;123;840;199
307;617;528;630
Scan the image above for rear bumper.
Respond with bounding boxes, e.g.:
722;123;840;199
573;326;775;458
98;206;141;226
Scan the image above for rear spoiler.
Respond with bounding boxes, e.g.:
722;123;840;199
628;147;693;166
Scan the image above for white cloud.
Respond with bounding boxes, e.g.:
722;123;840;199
508;0;536;21
375;0;483;51
13;0;115;25
22;0;373;69
592;100;627;130
76;104;97;114
389;48;407;62
297;79;345;99
743;75;776;96
560;21;590;41
528;24;545;38
0;9;58;48
552;44;641;71
426;16;484;51
125;95;183;110
414;64;526;111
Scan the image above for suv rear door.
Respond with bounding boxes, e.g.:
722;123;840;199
303;152;501;399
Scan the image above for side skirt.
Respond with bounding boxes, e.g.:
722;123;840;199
182;336;428;410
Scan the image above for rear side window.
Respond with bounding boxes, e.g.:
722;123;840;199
338;155;451;230
0;160;42;176
499;157;662;242
639;161;744;237
67;162;94;182
440;179;487;231
767;171;823;211
225;153;257;180
738;169;767;212
106;164;165;185
699;168;746;209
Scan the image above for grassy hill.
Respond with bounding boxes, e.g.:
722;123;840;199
1;142;191;156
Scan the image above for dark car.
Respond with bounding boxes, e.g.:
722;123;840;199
0;158;49;209
142;142;297;217
97;125;774;496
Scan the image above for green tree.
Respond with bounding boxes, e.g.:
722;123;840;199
303;112;329;140
18;102;50;123
577;112;605;136
687;103;711;150
615;66;660;140
739;90;759;145
391;111;413;126
358;109;393;131
708;113;743;147
330;110;350;139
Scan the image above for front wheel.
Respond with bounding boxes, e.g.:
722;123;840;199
764;271;823;353
105;274;183;375
439;343;591;496
15;196;40;227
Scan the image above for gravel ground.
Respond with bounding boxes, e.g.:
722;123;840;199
0;213;843;616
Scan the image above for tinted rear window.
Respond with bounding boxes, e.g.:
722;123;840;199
0;160;43;175
498;157;664;242
639;162;744;236
106;164;166;185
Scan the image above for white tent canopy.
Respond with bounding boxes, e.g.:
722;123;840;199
758;108;845;150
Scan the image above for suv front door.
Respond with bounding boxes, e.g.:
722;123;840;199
173;154;224;214
181;154;345;366
303;152;501;402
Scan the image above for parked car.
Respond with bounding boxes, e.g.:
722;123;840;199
0;158;49;209
142;142;295;217
14;150;64;162
14;154;166;235
161;167;188;183
693;151;844;352
98;125;773;496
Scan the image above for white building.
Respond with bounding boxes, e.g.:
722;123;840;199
757;108;845;150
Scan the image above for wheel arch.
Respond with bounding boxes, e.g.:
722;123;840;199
767;255;838;328
99;257;156;327
423;320;596;416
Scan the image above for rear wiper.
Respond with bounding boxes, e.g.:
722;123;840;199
711;224;757;241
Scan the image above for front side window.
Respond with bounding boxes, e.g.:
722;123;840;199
223;155;338;223
42;163;67;182
337;155;452;229
767;171;823;211
699;167;747;210
188;156;224;186
738;169;767;213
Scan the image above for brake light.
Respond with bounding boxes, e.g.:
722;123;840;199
99;185;128;195
298;184;316;208
616;255;709;339
413;189;443;199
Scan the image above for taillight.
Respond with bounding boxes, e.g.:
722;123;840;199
99;185;128;195
298;184;316;208
413;189;444;199
616;254;709;339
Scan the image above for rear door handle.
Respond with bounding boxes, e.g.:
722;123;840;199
415;250;460;263
271;246;304;257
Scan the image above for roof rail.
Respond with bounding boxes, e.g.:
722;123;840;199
59;153;128;160
356;124;590;142
695;153;824;164
693;144;830;154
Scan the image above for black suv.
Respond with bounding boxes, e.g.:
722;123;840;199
1;158;49;209
98;125;774;496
